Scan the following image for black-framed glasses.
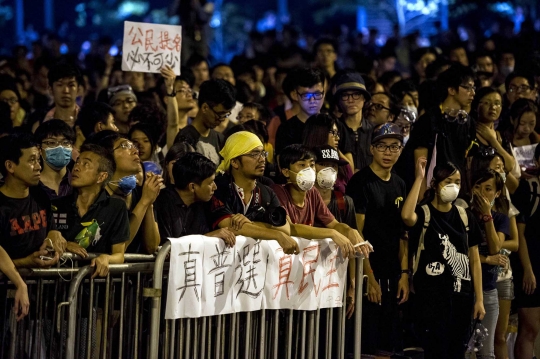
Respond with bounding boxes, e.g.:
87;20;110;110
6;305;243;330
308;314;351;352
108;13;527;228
296;90;324;101
508;84;532;93
113;141;137;151
42;139;73;148
328;129;340;137
242;150;268;160
459;84;476;93
209;106;231;120
373;143;402;153
367;102;390;111
340;92;364;101
0;97;18;106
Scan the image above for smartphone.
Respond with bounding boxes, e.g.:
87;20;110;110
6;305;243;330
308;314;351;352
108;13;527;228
40;239;56;261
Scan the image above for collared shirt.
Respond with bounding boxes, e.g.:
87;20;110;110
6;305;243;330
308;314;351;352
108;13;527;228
51;189;129;254
209;173;283;229
39;169;73;200
338;118;374;172
154;185;211;244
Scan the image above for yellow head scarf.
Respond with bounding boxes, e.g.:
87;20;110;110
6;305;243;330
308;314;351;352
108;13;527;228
217;131;263;173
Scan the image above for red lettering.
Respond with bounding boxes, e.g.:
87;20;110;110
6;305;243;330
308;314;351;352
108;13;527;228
22;215;33;233
40;210;47;227
9;218;23;236
145;30;157;51
31;212;41;230
129;26;143;46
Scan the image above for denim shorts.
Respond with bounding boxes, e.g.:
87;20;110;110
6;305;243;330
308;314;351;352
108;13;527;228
497;278;514;301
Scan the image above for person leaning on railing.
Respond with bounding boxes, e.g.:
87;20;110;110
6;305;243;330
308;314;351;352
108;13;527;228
51;144;130;278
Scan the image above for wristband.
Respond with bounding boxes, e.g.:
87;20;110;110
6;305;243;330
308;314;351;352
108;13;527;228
166;90;177;97
480;214;493;223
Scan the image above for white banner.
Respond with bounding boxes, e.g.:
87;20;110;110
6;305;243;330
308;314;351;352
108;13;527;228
165;236;348;319
122;21;182;75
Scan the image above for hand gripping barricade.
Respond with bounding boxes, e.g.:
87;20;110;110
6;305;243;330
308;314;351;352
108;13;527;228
0;236;365;359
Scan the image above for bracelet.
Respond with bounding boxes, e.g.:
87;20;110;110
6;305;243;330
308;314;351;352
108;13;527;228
480;214;493;223
401;269;410;275
165;90;177;97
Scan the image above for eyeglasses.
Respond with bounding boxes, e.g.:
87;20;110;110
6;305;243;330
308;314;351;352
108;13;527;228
508;85;532;93
340;92;364;101
367;102;390;112
113;141;137;151
328;129;340;137
176;87;193;97
0;97;18;106
242;150;269;160
459;84;476;93
209;106;231;120
296;91;324;101
373;143;402;153
42;139;73;148
479;101;502;108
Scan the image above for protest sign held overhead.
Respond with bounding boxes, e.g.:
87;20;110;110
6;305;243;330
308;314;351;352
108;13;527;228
122;21;182;75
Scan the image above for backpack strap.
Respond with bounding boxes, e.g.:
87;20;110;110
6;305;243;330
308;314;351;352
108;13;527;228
413;204;430;275
334;191;346;218
456;205;469;232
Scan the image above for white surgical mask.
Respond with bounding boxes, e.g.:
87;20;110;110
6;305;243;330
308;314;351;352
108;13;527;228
316;167;337;189
405;106;418;122
439;183;460;203
499;171;507;183
290;167;316;191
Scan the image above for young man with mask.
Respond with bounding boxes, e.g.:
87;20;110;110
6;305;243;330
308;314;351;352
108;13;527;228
210;131;299;254
175;79;236;165
155;152;235;246
271;144;371;258
0;132;67;267
86;131;162;254
34;119;75;199
332;71;373;172
404;64;477;196
51;144;129;278
345;123;409;357
275;67;325;155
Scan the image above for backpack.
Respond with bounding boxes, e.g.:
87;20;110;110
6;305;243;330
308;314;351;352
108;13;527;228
412;204;469;275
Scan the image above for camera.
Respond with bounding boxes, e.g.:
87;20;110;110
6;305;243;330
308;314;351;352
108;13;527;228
248;206;287;227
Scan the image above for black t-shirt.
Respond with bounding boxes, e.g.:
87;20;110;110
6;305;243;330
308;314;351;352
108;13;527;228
51;190;129;254
407;106;476;174
154;185;211;244
0;186;56;259
338;118;374;172
275;115;305;155
478;211;509;291
408;203;482;296
346;166;407;277
175;125;224;165
209;173;283;229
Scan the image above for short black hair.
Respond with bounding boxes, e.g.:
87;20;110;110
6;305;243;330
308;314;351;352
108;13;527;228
242;102;273;124
186;53;209;69
390;79;417;102
313;38;338;56
378;70;401;89
129;122;161;153
173;152;216;190
278;144;316;170
127;104;166;140
47;62;83;87
293;67;325;90
436;64;475;102
372;92;401;118
79;143;116;184
34;119;76;144
505;71;536;92
198;79;236;110
0;132;38;177
84;130;126;153
76;102;115;138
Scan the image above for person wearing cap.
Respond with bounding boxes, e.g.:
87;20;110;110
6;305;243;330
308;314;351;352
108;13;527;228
209;131;299;254
332;70;374;172
345;123;409;357
271;144;371;259
107;84;138;134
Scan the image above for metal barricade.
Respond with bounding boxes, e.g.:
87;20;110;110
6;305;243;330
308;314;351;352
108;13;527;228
148;241;365;359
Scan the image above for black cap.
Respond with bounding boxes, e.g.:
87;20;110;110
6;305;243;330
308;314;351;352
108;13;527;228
332;72;371;101
313;145;349;166
371;123;404;144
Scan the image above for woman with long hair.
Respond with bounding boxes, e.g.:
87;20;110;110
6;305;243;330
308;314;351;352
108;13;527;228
402;159;485;359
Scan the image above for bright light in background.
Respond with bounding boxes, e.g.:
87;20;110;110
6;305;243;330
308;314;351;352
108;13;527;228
117;1;149;19
210;13;221;28
400;0;440;16
109;45;119;56
60;43;69;54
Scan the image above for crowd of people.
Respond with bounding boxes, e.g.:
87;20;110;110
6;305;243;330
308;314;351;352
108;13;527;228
2;25;540;358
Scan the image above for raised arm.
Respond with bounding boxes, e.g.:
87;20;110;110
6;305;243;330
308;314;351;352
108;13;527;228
402;156;427;227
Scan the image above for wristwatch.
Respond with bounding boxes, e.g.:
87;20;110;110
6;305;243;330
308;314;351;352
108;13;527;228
165;90;177;97
480;214;493;223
